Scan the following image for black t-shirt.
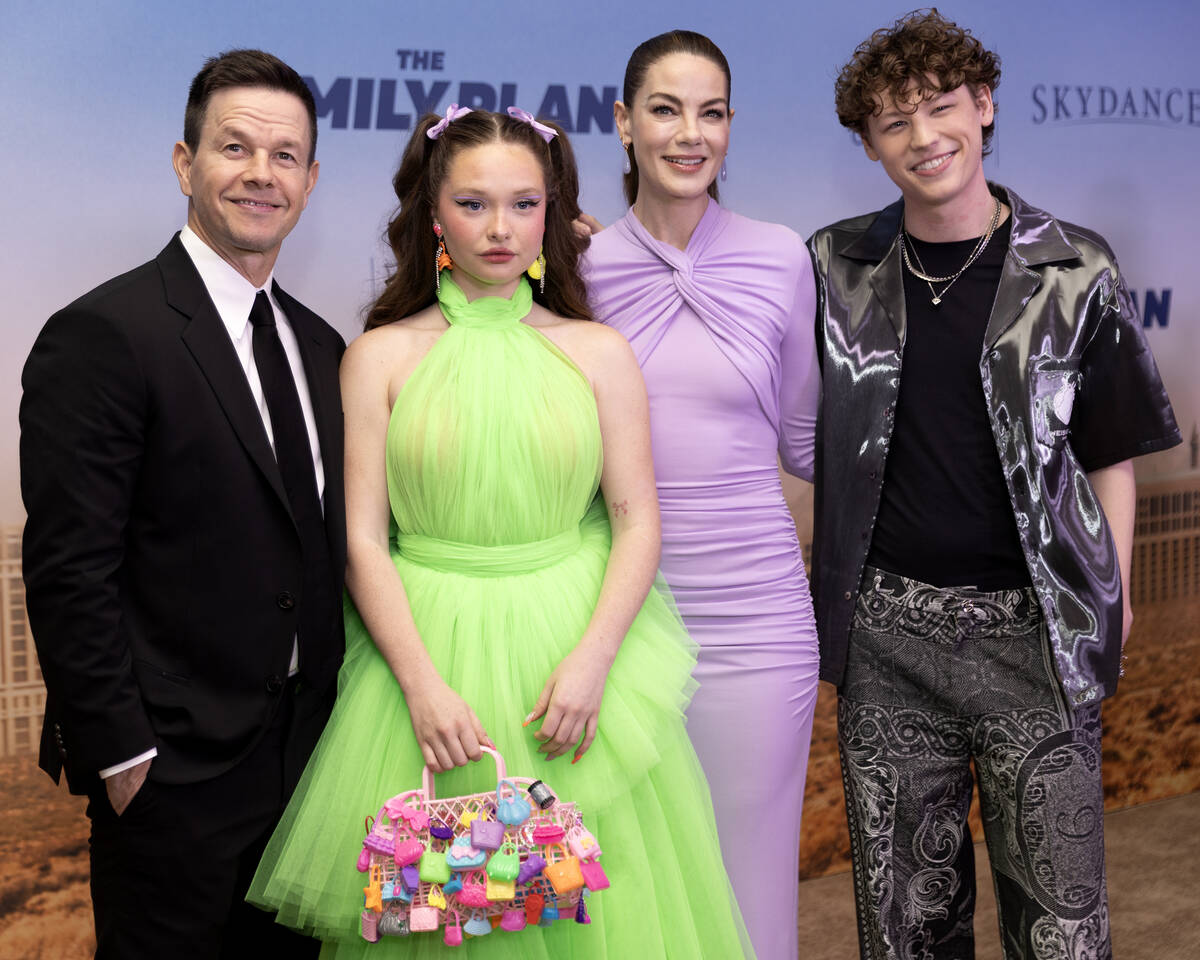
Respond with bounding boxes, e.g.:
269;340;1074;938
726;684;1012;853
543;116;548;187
866;217;1031;589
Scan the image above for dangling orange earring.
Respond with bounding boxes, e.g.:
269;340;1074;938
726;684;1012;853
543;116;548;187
433;222;453;292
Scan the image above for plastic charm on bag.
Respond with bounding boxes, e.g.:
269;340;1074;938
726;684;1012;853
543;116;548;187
409;905;439;933
357;748;604;943
361;909;380;942
457;871;489;908
444;909;463;946
358;814;400;874
356;818;374;873
458;809;482;830
394;836;424;868
420;846;451;884
385;793;430;834
575;892;591;925
580;859;610;891
446;835;487;870
363;873;383;914
378;910;410;936
524;892;544;925
485;841;520;882
531;822;565;844
500;907;526;932
485;875;515;901
495;779;532;826
543;846;584;896
567;827;602;861
470;817;505;851
516;853;546;885
464;911;492;937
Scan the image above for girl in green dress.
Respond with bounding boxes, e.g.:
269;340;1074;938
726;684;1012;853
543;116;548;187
249;106;754;959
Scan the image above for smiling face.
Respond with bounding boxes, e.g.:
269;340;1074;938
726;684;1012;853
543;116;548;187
172;85;318;285
616;52;731;208
862;81;993;221
434;140;547;302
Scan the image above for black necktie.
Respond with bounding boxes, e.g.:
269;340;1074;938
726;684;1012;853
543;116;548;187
249;290;333;676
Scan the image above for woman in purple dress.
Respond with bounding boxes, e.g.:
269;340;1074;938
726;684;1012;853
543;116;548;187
583;31;820;960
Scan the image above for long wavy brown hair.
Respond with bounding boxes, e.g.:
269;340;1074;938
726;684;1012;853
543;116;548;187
834;8;1002;155
365;110;592;330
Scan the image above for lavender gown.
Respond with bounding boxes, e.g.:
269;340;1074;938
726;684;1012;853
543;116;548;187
584;199;820;960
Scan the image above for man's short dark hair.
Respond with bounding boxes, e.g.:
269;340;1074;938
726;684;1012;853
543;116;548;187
834;8;1001;155
183;49;318;163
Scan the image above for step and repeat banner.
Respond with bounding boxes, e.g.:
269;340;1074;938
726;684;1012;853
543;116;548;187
3;0;1195;506
1;0;1197;953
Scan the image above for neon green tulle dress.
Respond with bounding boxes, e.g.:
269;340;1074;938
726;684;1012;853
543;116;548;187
248;275;754;959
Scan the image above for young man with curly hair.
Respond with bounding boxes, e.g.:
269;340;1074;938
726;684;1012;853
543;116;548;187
807;9;1180;959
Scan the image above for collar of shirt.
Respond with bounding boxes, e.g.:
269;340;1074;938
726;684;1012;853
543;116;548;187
179;225;279;333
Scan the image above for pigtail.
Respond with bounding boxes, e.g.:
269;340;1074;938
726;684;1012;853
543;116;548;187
535;120;593;322
364;113;445;330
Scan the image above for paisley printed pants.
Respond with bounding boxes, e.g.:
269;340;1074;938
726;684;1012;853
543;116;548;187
837;567;1112;960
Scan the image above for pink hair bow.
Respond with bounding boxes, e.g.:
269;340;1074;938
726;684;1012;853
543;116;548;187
507;106;557;143
427;103;473;139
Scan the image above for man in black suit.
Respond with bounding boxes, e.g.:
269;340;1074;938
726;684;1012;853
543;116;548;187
20;49;345;958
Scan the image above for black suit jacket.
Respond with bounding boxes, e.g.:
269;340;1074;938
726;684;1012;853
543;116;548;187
20;235;346;792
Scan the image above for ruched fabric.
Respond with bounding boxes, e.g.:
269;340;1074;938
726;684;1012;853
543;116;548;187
247;274;754;958
585;202;821;960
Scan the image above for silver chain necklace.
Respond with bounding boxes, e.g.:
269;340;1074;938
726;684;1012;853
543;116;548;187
900;197;1001;306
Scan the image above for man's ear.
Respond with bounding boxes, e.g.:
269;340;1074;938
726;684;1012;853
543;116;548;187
972;84;996;127
862;133;880;163
172;141;194;198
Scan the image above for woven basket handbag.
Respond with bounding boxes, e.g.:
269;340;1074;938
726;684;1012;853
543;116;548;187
355;747;607;943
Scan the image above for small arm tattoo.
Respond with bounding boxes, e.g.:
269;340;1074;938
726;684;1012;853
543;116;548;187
611;499;629;517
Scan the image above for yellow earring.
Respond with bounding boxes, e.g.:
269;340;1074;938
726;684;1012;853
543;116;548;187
527;248;546;294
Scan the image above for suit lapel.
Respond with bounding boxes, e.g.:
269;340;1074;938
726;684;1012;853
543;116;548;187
983;186;1080;349
158;236;293;516
842;199;907;348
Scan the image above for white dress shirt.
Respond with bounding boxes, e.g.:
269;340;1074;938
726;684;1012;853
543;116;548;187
99;227;325;780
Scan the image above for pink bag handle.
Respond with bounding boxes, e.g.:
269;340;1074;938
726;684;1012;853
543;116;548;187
422;746;507;801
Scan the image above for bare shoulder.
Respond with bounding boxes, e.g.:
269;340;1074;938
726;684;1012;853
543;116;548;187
342;304;449;402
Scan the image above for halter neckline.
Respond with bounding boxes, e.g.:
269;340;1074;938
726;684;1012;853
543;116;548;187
436;272;532;329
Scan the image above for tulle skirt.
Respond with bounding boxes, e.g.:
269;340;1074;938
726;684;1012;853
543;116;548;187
248;500;755;958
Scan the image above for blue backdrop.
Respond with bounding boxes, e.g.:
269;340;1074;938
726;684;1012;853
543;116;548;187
3;0;1196;520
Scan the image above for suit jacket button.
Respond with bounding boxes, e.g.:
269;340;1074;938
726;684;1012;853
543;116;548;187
266;675;284;694
276;591;295;610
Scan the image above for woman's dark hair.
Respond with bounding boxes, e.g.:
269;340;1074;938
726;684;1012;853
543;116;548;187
365;111;591;330
621;30;732;207
834;8;1001;155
